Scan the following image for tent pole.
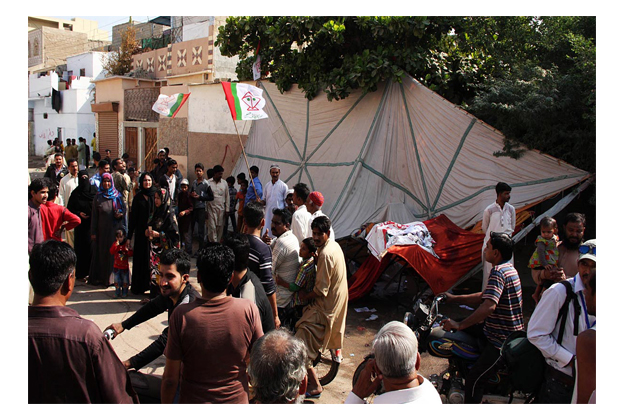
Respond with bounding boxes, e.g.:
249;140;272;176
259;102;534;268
450;176;594;291
232;119;259;201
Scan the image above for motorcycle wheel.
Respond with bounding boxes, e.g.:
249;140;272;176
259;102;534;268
313;349;340;386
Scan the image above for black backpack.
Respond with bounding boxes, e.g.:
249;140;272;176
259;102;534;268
501;280;580;397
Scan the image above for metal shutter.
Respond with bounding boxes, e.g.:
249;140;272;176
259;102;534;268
98;112;119;158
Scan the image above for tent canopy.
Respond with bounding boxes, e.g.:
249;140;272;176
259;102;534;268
233;75;590;238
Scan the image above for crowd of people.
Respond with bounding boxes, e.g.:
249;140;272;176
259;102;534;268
28;146;596;404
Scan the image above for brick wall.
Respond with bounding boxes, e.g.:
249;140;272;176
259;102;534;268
41;27;90;68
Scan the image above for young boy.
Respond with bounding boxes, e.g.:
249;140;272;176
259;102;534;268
275;237;317;329
110;229;133;298
225;176;238;236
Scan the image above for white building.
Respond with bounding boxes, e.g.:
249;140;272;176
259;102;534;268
29;51;108;156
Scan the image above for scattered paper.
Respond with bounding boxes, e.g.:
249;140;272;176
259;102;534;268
366;314;379;321
350;354;355;357
355;307;377;313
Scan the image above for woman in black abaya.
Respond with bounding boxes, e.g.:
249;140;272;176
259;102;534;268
128;172;157;297
66;170;97;280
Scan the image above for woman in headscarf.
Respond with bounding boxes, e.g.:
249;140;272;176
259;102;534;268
145;186;180;298
128;172;157;298
67;170;97;280
89;172;126;286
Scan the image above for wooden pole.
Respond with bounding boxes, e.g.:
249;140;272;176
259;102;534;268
143;139;158;174
232;119;259;201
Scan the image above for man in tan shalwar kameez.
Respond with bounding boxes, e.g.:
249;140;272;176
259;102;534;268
295;215;348;398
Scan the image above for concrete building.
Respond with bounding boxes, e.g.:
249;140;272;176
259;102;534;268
28;17;109;74
92;16;250;181
29;52;109;156
112;19;168;51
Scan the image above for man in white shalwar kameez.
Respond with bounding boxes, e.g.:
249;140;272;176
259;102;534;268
261;165;288;238
206;165;229;242
481;182;515;290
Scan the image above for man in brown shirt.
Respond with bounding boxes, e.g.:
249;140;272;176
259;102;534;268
28;240;137;403
295;215;349;398
162;244;264;403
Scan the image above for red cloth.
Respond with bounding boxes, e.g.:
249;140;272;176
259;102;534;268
40;201;81;241
347;215;485;300
347;255;390;301
109;243;133;270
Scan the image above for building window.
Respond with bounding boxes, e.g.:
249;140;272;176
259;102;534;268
33;38;39;57
80;68;86;77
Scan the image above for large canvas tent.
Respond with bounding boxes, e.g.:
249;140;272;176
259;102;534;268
233;75;591;238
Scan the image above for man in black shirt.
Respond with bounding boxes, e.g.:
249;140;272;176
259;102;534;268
105;249;199;369
224;234;276;334
43;153;68;186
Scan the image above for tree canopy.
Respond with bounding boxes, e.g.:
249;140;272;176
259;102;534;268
216;16;595;172
102;24;140;76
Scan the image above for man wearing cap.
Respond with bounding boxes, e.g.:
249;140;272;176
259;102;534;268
151;149;168;183
528;239;596;403
285;189;296;215
261;164;289;238
305;191;335;241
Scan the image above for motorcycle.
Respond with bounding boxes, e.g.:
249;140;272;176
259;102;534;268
353;293;535;404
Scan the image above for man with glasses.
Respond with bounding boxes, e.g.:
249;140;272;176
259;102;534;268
528;239;596;403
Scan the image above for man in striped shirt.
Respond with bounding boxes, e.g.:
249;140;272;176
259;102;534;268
442;232;523;403
269;208;301;328
243;201;280;329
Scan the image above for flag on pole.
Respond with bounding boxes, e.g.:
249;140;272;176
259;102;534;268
152;93;190;118
252;55;262;81
222;82;268;121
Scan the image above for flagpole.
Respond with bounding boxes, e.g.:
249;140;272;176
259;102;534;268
232;119;259;201
143;139;158;174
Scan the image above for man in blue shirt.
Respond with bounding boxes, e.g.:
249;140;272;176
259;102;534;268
245;165;263;206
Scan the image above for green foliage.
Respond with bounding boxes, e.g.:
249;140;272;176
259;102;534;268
216;16;595;171
216;16;456;100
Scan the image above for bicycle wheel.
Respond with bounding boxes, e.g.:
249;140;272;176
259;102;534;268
314;349;340;386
